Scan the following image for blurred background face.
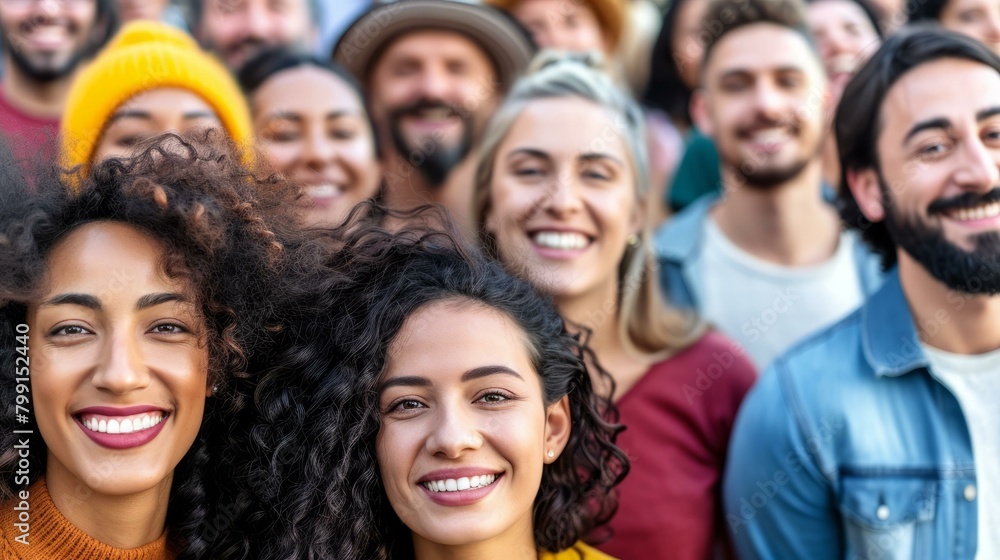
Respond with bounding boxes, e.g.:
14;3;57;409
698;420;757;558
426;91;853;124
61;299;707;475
93;88;222;162
807;0;881;102
198;0;312;69
252;65;381;227
116;0;167;23
486;96;640;302
671;0;709;91
939;0;1000;56
699;24;828;188
27;222;210;498
513;0;609;54
377;299;558;550
867;59;1000;293
0;0;98;82
368;30;499;188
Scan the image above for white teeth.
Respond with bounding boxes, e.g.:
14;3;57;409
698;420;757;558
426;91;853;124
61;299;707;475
949;202;1000;222
81;413;165;434
533;231;590;251
306;184;342;198
421;474;499;493
751;129;791;143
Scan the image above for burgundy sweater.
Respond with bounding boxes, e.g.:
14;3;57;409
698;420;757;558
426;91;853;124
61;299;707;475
596;331;757;559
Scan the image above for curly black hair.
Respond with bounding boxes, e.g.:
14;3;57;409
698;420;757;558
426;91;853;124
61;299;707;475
232;204;629;559
0;133;307;559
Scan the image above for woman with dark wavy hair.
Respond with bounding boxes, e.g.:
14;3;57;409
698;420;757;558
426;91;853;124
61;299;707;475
0;133;302;559
239;206;628;559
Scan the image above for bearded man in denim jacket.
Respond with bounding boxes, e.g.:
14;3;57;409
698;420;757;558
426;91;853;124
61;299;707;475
723;27;1000;559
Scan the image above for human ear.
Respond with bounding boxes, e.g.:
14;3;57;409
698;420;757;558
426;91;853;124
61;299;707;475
847;167;885;222
542;395;571;463
690;89;713;137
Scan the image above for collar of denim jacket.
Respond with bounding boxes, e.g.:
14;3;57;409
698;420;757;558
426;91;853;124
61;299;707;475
861;269;931;377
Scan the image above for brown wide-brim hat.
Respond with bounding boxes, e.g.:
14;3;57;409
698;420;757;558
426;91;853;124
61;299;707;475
333;0;535;91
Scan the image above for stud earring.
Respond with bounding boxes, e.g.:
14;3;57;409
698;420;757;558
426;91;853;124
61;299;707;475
627;233;640;247
211;384;218;395
547;450;555;459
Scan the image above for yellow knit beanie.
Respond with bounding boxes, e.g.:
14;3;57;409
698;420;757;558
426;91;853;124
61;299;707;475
60;21;252;178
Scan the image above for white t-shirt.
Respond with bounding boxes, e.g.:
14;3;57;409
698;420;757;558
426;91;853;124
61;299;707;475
701;218;865;369
924;344;1000;560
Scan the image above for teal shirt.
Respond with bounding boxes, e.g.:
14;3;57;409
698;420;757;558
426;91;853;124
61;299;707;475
666;130;722;213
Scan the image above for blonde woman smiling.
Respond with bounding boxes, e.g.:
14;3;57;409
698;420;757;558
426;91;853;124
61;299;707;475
474;54;758;558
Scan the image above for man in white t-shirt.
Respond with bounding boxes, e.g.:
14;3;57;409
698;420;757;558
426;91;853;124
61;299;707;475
724;26;1000;559
653;0;884;369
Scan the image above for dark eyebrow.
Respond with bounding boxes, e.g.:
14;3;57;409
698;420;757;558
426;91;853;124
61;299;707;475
904;118;951;144
266;111;302;122
977;107;1000;122
183;111;216;121
39;293;101;310
461;365;524;382
107;110;152;124
579;152;625;167
136;292;187;311
378;366;524;392
379;375;432;392
507;148;550;161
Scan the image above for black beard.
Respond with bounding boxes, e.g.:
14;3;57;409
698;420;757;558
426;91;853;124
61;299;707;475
733;156;814;190
3;34;86;83
387;100;474;190
883;181;1000;295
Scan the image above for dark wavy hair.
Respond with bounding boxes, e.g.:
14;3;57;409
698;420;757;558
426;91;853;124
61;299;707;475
234;204;629;559
0;133;306;558
643;0;701;126
835;26;1000;270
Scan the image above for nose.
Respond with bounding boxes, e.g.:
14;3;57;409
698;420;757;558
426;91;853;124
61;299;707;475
302;126;335;169
543;171;584;217
753;82;786;121
416;66;451;103
953;134;1000;192
90;328;151;395
424;404;483;459
984;12;1000;43
244;5;272;38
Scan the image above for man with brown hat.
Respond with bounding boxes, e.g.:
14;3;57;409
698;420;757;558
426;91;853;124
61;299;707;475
333;0;534;236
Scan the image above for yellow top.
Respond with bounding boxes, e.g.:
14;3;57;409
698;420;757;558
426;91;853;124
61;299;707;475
540;542;618;560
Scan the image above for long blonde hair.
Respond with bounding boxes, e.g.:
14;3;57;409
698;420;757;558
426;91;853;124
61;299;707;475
473;52;705;358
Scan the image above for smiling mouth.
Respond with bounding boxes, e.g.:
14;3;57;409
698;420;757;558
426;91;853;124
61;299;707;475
77;411;168;435
530;231;592;251
943;202;1000;222
420;473;501;493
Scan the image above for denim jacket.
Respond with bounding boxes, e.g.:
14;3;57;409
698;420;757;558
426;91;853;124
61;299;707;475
723;270;980;560
654;195;885;310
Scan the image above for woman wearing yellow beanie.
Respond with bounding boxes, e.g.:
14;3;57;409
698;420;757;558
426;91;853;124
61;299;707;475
61;21;252;178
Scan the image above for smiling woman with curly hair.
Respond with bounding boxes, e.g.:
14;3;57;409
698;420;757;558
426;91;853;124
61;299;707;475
0;133;304;560
236;205;630;559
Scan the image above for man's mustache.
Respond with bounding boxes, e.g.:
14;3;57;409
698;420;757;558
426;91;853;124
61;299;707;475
928;187;1000;215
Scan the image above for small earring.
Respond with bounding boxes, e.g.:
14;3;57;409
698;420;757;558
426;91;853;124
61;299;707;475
627;233;640;247
211;384;218;395
547;450;555;459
